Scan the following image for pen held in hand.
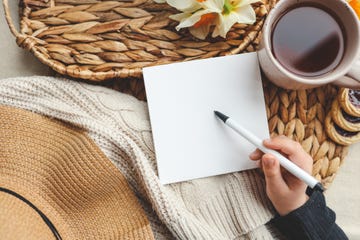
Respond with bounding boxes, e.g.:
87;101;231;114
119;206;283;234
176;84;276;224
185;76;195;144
214;110;324;192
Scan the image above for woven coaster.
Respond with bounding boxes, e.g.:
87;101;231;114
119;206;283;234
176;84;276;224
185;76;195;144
263;80;349;189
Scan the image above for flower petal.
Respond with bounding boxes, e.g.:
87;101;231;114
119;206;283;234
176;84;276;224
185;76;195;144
235;5;256;24
237;0;260;7
213;13;238;38
202;0;224;12
189;24;211;40
170;12;192;22
166;0;201;11
175;9;213;30
211;16;221;37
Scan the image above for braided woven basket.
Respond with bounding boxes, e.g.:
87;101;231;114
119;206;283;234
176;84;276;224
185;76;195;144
2;0;351;189
3;0;275;81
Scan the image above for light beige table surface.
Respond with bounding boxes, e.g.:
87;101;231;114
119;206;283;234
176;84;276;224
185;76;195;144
1;2;359;239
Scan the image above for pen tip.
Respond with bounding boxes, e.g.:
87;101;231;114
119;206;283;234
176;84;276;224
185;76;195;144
214;111;229;123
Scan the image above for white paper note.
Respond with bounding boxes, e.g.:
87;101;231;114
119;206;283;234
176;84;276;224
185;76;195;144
143;52;269;184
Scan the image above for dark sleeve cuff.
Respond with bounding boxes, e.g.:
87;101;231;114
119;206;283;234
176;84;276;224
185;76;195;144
271;190;348;240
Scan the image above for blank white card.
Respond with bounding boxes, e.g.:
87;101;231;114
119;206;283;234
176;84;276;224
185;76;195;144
143;52;269;184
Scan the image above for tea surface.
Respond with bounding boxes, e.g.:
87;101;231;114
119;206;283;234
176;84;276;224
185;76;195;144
272;5;344;77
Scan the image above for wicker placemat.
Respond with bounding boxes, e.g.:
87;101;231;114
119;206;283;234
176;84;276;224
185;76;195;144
3;0;349;189
264;80;349;189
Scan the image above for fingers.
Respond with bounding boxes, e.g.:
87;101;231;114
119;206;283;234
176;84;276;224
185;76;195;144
263;135;313;174
262;152;309;216
249;148;263;160
263;135;303;156
262;154;289;193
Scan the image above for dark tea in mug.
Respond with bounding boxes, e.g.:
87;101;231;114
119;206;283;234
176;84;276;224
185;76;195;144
271;4;345;77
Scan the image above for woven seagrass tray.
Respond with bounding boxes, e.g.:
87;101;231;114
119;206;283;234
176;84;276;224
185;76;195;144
3;0;274;81
2;0;350;189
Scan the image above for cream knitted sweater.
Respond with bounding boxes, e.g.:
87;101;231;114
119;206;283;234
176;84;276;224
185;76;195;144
0;76;279;239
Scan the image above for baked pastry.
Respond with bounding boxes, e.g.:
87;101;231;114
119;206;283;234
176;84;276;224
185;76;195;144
338;88;360;117
331;100;360;132
325;114;360;146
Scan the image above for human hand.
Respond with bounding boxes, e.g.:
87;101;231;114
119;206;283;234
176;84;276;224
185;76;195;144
249;135;313;216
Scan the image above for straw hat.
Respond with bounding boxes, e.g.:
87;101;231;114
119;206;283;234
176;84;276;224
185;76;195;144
0;105;154;240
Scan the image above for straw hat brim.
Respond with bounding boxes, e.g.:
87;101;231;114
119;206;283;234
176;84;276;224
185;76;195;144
0;105;154;240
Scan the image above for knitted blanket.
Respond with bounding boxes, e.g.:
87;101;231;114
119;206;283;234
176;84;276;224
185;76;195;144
0;76;278;239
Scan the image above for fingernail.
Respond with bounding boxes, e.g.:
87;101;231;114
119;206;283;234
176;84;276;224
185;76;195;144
249;152;256;158
263;139;271;144
264;157;274;168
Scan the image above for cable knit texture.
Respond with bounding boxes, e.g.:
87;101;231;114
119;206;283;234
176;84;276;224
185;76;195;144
0;76;277;239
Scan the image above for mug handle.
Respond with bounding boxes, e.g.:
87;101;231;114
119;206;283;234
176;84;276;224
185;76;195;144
333;56;360;89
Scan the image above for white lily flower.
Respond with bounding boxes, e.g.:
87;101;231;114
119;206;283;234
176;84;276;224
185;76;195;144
158;0;259;39
169;1;219;40
213;0;259;38
166;0;203;12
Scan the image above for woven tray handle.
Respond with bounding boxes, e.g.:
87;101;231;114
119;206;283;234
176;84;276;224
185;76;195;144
2;0;46;51
2;0;21;38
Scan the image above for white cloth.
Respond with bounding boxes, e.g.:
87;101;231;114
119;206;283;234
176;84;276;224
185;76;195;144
0;76;277;239
326;143;360;240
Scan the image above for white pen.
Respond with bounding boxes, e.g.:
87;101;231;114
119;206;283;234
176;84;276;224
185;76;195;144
214;110;324;192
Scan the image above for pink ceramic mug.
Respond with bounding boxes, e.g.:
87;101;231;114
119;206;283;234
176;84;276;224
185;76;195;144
258;0;360;89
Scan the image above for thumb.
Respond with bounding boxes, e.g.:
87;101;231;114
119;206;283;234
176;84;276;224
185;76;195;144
262;154;289;192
